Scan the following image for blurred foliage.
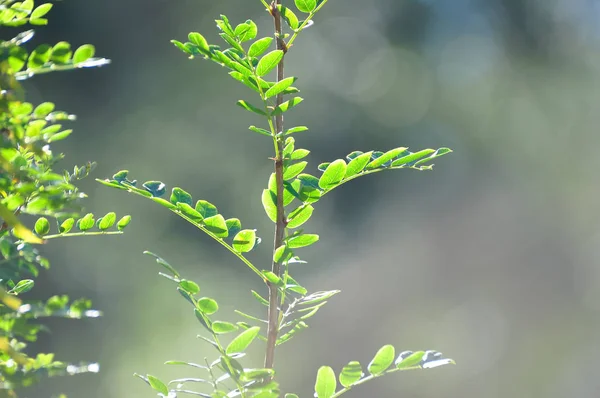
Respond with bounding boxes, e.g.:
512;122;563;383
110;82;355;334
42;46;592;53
0;0;128;395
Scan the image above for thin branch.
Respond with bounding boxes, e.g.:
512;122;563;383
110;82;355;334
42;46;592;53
265;0;287;371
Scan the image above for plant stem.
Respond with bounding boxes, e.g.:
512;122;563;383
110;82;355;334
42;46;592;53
265;0;287;370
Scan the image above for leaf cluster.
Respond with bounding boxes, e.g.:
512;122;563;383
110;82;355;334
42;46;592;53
0;1;120;394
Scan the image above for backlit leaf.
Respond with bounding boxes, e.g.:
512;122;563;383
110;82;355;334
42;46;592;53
319;159;346;190
315;366;336;398
226;326;261;354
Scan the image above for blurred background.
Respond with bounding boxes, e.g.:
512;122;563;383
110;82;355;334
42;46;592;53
16;0;600;396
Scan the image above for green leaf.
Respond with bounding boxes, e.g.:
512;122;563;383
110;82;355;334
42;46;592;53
251;290;269;306
391;149;435;167
226;326;261;354
172;39;192;55
339;361;362;387
395;351;425;369
249;125;272;137
248;37;273;58
263;271;283;286
265;77;297;99
261;189;277;223
204;214;228;237
226;218;242;237
142;181;166;197
98;212;116;230
59;218;75;233
146;375;169;395
287;233;319;248
315;366;336;398
233;229;257;253
287;205;313;228
278;5;300;30
319;159;347;190
30;3;52;19
290;149;310;160
117;215;131;231
33;102;55;118
195;308;212;331
234;20;258;42
11;279;34;294
195;200;218;218
197;297;218;315
271;97;303;116
237;100;267;115
283;161;307;180
73;44;95;64
284;126;309;135
179;280;200;295
170;187;193;205
285;395;300;398
78;213;95;231
413;148;452;166
256;50;284;76
27;44;51;69
212;321;238;334
366;147;407;170
368;344;395;375
173;204;201;225
34;217;50;236
216;15;235;37
345;151;372;178
188;32;210;53
47;129;72;142
51;41;72;64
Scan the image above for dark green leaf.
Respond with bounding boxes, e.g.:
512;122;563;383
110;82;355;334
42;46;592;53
271;97;303;116
226;326;261;354
226;218;242;238
233;229;256;253
319;159;346;190
142;181;166;197
170;187;193;206
248;37;273;58
34;217;50;236
287;233;319;248
368;345;395;375
339;361;362;387
315;366;336;398
256;50;284;76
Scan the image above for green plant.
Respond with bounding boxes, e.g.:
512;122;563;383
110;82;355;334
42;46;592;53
100;1;453;397
0;0;129;395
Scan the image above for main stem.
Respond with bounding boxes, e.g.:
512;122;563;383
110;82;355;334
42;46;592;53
265;0;286;370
